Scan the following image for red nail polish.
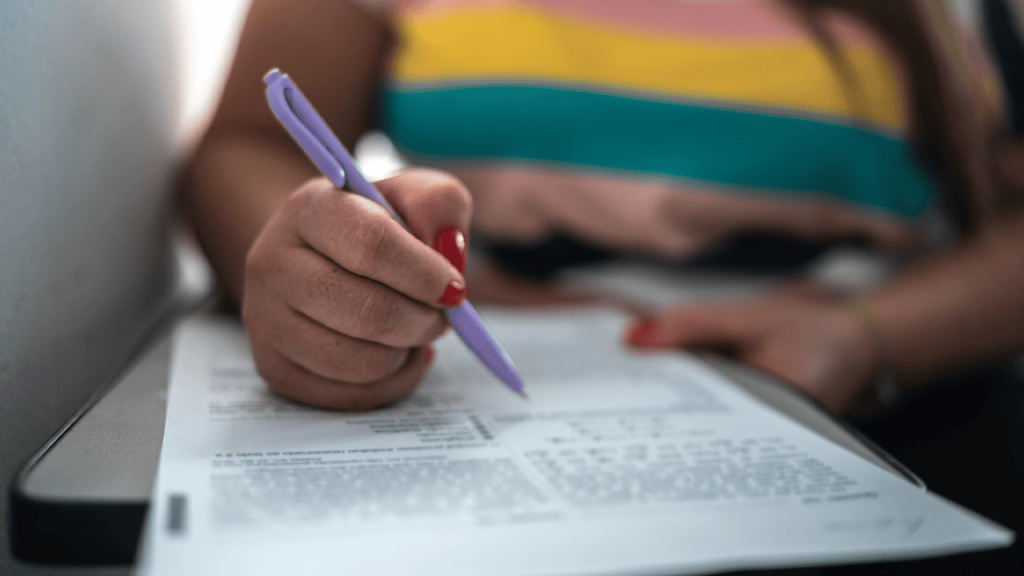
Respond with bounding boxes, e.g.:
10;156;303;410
433;226;466;273
438;280;466;307
628;319;660;345
420;347;435;365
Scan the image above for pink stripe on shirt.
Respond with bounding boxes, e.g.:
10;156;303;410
398;0;878;45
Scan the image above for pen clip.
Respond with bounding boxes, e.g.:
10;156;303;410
264;69;347;188
264;69;401;221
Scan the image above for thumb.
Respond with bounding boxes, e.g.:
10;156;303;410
375;168;473;273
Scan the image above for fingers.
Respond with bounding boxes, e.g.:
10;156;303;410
287;177;465;308
659;184;924;254
375;168;473;251
378;169;473;284
243;251;437;410
623;301;785;383
241;171;474;411
624;302;766;350
546;173;702;257
452;165;708;257
252;302;407;384
280;248;446;347
621;298;879;413
255;343;434;411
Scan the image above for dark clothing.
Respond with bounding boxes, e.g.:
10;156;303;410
733;364;1024;575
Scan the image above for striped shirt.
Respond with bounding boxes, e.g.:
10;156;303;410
379;0;938;250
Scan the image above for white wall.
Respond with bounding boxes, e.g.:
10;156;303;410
0;1;246;573
172;0;251;151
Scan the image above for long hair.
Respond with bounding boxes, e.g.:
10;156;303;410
788;0;1022;236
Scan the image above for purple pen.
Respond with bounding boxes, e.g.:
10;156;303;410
264;69;525;396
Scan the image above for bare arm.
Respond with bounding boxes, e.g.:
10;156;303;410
626;211;1024;413
181;0;474;411
183;0;391;302
870;218;1024;387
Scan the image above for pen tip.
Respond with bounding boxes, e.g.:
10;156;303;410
500;373;527;399
490;362;526;398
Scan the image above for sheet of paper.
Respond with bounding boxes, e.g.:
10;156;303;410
137;308;1011;576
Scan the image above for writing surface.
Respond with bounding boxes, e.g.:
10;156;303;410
137;308;1011;576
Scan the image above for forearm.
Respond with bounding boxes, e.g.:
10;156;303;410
183;131;317;303
868;217;1024;388
180;0;390;304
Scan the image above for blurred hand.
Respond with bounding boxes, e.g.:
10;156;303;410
242;169;472;410
624;292;880;413
454;164;920;258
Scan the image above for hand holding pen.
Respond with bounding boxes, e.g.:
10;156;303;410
239;70;523;411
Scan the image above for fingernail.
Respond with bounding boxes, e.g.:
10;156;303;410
421;347;435;365
628;319;660;346
433;226;466;273
438;280;466;307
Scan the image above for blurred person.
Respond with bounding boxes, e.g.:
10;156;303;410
183;0;1023;413
183;0;1024;571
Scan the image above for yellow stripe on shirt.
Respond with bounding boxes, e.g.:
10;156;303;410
391;5;905;131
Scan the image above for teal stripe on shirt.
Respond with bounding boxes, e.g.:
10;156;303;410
380;84;934;219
